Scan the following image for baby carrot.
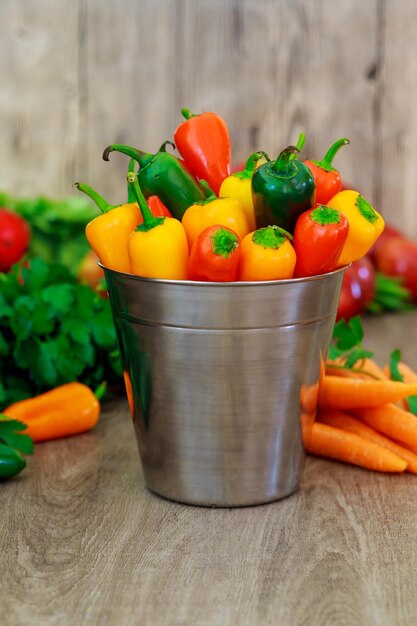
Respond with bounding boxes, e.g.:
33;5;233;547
397;362;417;384
326;358;387;380
383;361;416;410
353;403;417;449
305;422;407;473
318;409;417;474
319;376;417;409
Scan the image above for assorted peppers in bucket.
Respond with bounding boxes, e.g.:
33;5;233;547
76;108;385;281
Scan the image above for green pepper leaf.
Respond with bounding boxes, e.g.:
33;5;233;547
0;417;34;455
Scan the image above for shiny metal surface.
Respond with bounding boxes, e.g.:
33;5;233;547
104;267;345;507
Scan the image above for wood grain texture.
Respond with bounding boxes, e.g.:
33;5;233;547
0;0;80;197
1;1;417;234
2;313;417;626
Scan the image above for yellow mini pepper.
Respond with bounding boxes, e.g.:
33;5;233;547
127;172;189;280
327;190;385;266
75;182;140;274
239;225;296;281
181;180;250;249
219;151;269;231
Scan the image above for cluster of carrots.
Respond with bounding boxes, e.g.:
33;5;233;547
305;359;417;473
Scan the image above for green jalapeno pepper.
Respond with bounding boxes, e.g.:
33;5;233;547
252;145;316;233
103;141;205;220
0;443;26;479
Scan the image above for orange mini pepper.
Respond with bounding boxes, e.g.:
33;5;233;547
182;180;249;250
239;225;296;281
3;382;101;443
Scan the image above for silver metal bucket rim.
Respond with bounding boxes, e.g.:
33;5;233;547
99;262;348;288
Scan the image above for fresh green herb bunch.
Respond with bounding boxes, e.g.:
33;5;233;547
0;258;122;410
0;417;34;479
0;191;98;273
329;316;374;370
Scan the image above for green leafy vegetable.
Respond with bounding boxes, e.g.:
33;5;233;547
0;417;34;454
329;316;374;369
0;258;122;410
366;273;415;314
0;191;98;274
389;349;417;415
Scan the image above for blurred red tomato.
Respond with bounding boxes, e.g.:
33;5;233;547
78;250;106;295
368;223;406;263
374;238;417;302
337;256;376;320
0;209;30;272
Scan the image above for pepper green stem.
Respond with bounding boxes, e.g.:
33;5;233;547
289;133;306;161
127;172;164;232
273;146;299;173
200;180;217;200
127;159;137;203
73;182;113;214
252;225;293;249
310;205;341;225
233;151;270;180
211;228;239;258
313;138;350;172
159;140;176;153
103;144;154;168
181;107;196;120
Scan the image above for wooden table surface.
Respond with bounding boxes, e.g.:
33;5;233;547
2;313;417;626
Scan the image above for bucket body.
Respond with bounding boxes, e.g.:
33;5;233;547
104;268;345;507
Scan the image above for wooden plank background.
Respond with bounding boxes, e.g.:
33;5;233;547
1;0;417;236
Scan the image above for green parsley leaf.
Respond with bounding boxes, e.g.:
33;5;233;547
389;349;417;415
389;349;403;382
0;257;122;410
330;316;374;371
41;284;74;315
0;417;34;455
0;331;9;357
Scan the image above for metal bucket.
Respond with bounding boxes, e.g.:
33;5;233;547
104;267;345;507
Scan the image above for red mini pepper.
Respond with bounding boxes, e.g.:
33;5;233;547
146;195;173;219
174;107;231;195
304;138;350;205
127;155;173;218
293;205;349;278
188;224;240;282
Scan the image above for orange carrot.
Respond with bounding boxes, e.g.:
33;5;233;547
360;358;388;379
353;403;417;449
305;422;407;473
318;409;417;474
383;362;414;410
319;376;417;409
326;358;387;380
397;362;417;384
